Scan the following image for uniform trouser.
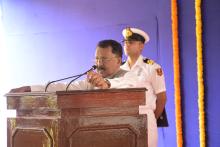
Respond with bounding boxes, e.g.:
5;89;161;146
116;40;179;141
139;108;158;147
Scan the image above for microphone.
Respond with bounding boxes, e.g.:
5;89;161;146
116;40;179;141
44;65;97;92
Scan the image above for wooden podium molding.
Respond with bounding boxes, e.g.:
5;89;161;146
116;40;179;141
6;88;148;147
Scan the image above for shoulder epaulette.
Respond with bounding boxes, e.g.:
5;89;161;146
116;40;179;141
143;58;154;65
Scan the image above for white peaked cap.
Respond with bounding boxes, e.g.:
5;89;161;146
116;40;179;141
122;27;150;44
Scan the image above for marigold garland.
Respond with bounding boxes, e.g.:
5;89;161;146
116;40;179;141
171;0;183;146
195;0;206;146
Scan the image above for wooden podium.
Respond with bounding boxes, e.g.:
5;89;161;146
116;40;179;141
6;88;148;147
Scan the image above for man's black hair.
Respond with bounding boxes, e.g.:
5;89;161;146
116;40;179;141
97;40;123;58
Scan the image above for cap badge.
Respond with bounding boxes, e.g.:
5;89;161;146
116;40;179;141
124;27;133;39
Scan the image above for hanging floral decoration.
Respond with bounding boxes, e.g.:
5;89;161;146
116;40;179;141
171;0;183;146
195;0;206;146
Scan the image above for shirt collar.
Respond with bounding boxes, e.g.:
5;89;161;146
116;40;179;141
123;55;144;70
134;55;145;67
106;68;125;79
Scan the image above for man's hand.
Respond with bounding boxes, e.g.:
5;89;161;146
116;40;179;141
9;86;31;93
87;71;109;89
154;91;167;119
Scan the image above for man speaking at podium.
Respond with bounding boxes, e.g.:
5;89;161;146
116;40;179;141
10;39;138;92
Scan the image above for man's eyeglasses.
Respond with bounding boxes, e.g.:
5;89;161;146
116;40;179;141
94;56;116;63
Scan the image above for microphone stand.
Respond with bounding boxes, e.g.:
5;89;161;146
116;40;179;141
44;65;96;92
65;65;96;91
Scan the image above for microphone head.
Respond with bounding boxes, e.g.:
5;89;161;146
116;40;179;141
92;65;97;70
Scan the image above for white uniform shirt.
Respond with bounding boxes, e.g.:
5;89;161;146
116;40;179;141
121;55;166;111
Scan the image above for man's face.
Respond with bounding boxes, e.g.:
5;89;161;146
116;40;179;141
95;47;121;78
123;40;144;56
